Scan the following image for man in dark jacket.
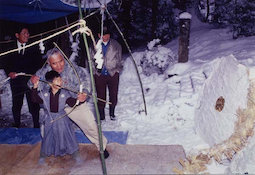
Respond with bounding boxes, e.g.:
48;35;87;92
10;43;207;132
2;26;44;128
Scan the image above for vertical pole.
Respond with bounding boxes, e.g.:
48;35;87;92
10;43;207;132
77;0;107;174
0;89;2;109
178;12;191;63
105;8;147;115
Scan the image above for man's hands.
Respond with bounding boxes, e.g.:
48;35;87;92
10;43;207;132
8;72;17;79
31;75;86;102
77;93;87;103
31;75;40;89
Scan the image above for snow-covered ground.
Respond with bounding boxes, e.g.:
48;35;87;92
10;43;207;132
102;14;255;173
1;12;255;174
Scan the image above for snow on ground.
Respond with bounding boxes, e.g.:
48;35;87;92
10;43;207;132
101;16;255;173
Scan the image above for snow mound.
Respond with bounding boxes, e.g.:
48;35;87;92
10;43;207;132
195;55;249;146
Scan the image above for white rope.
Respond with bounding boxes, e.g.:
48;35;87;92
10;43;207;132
92;4;106;70
100;4;106;40
0;77;10;86
0;72;26;86
0;72;28;88
72;20;90;36
0;19;91;57
0;9;100;45
72;19;97;48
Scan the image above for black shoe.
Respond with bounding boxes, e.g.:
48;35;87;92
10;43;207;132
12;123;20;128
110;115;116;121
104;149;109;159
34;124;40;128
109;106;116;121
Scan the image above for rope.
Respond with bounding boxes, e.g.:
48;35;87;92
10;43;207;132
100;4;106;40
0;9;100;44
0;72;26;89
0;77;10;89
0;20;88;57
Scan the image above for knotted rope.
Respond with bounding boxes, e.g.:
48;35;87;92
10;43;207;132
0;19;93;57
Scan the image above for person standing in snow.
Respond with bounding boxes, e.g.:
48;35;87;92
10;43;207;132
90;25;124;121
1;26;44;128
31;70;84;163
30;48;109;159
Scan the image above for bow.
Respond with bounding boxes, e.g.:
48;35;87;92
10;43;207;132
50;43;83;123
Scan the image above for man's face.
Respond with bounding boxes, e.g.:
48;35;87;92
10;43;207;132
15;28;29;43
99;33;110;42
48;53;65;73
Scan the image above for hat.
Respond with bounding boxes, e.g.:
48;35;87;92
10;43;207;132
102;26;110;35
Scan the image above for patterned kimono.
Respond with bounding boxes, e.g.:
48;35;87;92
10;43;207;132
32;88;79;157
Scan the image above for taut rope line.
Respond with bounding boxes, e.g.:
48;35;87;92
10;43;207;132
0;20;87;57
0;9;100;44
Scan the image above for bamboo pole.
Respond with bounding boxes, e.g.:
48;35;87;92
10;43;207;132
105;8;147;115
77;0;107;174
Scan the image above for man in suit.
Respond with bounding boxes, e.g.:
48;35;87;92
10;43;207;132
2;26;44;128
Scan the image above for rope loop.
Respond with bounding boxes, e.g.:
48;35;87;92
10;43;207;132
100;4;106;15
72;19;90;36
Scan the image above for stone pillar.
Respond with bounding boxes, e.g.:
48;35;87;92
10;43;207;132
178;12;191;63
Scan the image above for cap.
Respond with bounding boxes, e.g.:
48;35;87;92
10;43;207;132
102;26;110;35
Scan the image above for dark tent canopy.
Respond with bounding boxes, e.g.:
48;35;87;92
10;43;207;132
0;0;111;24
